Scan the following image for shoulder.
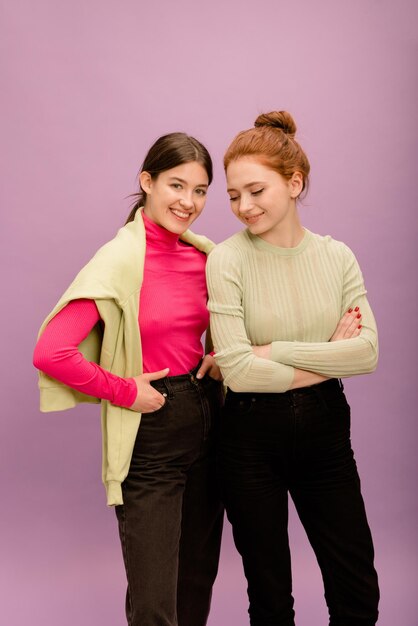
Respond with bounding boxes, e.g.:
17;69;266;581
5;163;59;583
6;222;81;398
307;230;356;259
180;229;215;254
208;230;252;261
68;217;147;298
101;213;147;258
206;231;254;285
306;232;364;281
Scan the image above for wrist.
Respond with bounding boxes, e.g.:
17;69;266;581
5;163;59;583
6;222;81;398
119;378;138;408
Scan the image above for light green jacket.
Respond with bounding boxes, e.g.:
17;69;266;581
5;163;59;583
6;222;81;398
37;210;215;505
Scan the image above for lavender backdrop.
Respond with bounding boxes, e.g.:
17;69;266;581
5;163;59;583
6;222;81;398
1;0;417;624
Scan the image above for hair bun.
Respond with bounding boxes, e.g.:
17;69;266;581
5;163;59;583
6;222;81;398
254;111;297;138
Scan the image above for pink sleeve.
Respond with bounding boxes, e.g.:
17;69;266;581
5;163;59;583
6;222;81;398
33;299;137;408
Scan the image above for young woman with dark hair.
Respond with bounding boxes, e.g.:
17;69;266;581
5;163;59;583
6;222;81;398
206;112;379;626
34;132;224;626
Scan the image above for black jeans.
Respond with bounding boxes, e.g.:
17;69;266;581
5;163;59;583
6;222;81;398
219;379;379;626
115;366;224;626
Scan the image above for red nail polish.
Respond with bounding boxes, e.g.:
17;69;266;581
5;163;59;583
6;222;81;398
358;325;362;329
354;306;359;312
348;308;353;313
357;313;361;318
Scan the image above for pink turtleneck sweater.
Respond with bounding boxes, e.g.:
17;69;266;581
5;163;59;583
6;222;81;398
33;213;209;408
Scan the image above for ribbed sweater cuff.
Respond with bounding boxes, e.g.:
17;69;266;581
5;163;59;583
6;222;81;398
105;480;123;506
113;377;138;408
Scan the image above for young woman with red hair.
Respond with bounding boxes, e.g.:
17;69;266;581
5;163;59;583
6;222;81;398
206;111;379;626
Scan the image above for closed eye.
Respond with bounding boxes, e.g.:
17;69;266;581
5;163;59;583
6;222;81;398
251;188;264;196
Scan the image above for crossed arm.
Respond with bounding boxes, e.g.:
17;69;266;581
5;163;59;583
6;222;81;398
252;307;365;389
206;244;378;394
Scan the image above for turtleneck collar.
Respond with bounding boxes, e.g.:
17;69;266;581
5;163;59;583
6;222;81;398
142;210;180;250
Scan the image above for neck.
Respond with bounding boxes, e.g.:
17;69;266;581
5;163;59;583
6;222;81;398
142;210;180;249
259;212;304;248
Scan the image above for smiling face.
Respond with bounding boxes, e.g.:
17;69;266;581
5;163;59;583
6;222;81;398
140;161;209;234
226;157;303;245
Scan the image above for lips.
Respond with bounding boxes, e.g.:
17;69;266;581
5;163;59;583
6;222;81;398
242;212;264;224
170;208;192;221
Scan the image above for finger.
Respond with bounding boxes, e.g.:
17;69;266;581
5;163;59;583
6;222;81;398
344;312;362;338
145;368;170;381
149;392;167;412
334;319;345;334
346;307;361;323
338;311;355;334
344;308;361;326
156;390;167;404
196;356;211;379
346;325;361;338
331;310;358;341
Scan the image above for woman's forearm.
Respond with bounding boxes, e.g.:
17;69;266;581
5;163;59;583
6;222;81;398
290;369;329;389
33;299;137;407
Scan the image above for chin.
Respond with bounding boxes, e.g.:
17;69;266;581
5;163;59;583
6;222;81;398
247;223;266;235
165;219;190;235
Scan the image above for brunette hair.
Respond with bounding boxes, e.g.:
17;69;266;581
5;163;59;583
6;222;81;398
125;133;213;224
224;111;310;196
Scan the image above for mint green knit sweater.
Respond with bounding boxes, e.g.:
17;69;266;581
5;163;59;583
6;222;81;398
206;228;378;393
37;210;214;505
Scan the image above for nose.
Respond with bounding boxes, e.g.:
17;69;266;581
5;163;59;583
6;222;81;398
238;196;254;214
179;196;194;210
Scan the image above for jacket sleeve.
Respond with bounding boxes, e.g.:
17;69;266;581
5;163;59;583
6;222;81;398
270;245;378;377
206;245;295;393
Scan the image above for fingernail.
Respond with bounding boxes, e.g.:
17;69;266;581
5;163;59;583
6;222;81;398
354;306;359;312
348;308;353;313
358;325;362;329
357;313;361;318
196;373;202;379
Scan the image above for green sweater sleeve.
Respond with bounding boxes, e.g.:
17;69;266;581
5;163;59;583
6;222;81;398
270;245;378;376
206;244;295;393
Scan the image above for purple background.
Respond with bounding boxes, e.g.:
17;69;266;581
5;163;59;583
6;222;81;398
1;0;417;624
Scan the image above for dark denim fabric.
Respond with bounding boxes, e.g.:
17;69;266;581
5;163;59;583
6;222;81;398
219;378;379;626
115;366;224;626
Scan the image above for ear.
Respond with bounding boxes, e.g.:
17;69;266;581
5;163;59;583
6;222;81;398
139;171;153;194
289;171;303;198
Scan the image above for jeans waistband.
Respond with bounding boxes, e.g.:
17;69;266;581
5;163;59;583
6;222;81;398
227;378;343;400
288;377;343;396
150;360;209;396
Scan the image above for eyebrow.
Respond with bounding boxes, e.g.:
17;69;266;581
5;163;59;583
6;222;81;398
227;181;265;193
169;176;209;188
